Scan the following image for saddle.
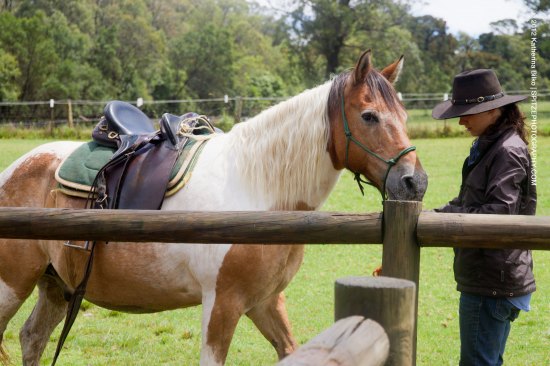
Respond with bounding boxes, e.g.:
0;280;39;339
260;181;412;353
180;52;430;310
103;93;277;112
89;101;215;210
51;101;217;366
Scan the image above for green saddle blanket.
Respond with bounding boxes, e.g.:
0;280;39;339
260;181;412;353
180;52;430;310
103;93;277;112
55;139;208;199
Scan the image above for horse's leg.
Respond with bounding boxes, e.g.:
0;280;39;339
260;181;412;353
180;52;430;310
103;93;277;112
0;238;51;366
246;292;298;360
0;240;54;365
198;244;304;365
19;274;67;366
200;291;244;366
0;276;27;365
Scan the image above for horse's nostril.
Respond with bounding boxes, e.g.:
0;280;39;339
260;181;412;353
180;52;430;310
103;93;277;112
401;175;416;191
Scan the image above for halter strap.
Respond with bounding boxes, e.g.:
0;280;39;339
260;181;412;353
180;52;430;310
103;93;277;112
340;95;416;201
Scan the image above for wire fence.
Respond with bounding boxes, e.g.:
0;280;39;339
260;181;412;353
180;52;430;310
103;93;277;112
0;91;548;129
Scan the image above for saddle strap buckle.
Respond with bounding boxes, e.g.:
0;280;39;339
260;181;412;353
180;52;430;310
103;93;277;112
64;240;92;251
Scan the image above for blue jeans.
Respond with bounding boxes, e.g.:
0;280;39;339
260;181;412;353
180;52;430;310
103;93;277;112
459;293;520;366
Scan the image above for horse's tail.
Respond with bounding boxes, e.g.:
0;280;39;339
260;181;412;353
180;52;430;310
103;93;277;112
0;337;10;366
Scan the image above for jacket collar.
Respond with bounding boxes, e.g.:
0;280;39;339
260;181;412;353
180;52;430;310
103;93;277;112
475;125;514;157
462;125;515;179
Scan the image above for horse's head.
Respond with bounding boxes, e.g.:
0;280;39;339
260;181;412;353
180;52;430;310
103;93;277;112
328;50;428;201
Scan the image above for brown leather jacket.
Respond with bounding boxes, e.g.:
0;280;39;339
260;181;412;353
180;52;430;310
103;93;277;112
436;126;537;297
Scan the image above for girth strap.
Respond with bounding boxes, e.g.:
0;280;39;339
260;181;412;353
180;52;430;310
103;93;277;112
51;241;96;366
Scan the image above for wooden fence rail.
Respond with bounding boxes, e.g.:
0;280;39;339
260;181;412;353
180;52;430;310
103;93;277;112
0;207;383;244
418;211;550;250
1;203;549;366
0;207;549;249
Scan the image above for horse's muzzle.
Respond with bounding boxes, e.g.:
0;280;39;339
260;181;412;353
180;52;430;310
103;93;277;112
386;165;428;201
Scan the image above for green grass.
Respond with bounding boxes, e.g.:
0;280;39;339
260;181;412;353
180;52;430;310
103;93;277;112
0;137;549;365
0;124;94;140
406;101;550;138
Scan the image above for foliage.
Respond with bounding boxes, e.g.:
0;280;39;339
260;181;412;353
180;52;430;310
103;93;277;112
0;0;548;112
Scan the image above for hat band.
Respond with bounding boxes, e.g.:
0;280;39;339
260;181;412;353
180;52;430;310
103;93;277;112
452;92;504;105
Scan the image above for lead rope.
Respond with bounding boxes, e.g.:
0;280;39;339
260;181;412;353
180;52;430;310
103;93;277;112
51;241;96;366
340;95;416;202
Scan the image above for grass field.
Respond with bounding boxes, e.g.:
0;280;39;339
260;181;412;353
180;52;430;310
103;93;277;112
0;137;549;365
406;101;550;138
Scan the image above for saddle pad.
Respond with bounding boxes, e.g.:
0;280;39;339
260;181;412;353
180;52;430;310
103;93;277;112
55;139;207;199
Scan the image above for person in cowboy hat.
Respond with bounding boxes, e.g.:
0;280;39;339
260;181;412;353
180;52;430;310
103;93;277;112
432;69;536;366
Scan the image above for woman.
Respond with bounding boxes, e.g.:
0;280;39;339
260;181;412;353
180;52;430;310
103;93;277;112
432;69;536;366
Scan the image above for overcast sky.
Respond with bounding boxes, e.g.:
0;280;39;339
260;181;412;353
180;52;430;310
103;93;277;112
409;0;533;36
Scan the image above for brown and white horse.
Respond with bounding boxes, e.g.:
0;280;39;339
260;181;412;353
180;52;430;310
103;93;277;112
0;50;427;365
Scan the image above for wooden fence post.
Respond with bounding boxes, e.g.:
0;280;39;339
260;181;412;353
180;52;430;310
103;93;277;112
381;200;422;365
67;99;74;128
335;276;416;366
277;316;389;366
234;96;243;123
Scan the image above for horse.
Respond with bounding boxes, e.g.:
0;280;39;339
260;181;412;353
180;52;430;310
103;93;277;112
0;50;427;365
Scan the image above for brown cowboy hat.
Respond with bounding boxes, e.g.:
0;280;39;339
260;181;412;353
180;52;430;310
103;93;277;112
432;69;527;120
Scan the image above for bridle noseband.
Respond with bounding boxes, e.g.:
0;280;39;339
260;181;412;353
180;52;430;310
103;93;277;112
341;95;416;201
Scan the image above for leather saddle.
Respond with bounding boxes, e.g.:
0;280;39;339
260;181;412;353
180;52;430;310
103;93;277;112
90;101;215;210
53;102;219;366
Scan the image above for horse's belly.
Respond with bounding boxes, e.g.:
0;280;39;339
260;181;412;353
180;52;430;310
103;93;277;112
52;242;208;313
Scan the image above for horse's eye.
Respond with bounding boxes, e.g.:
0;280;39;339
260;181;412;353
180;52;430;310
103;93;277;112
361;111;379;124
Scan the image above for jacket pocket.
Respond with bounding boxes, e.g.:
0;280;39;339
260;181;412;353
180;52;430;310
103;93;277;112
504;250;532;287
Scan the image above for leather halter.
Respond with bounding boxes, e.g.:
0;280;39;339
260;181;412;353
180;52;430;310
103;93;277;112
340;95;416;201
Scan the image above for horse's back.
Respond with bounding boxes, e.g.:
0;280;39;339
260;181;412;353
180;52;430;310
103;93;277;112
162;133;271;211
0;141;83;207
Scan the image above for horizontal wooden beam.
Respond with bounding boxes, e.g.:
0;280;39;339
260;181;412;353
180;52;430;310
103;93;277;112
417;212;550;250
2;208;549;250
0;208;383;244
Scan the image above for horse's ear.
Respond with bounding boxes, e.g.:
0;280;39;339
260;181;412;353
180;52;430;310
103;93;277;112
381;55;404;84
353;49;372;85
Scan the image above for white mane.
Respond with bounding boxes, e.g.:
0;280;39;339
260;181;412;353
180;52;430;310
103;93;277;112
228;80;341;210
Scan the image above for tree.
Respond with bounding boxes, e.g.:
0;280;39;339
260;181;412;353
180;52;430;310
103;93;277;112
405;15;457;92
0;49;20;100
291;0;414;82
170;24;234;99
524;0;550;12
490;19;519;35
0;11;59;100
88;0;166;99
291;0;354;79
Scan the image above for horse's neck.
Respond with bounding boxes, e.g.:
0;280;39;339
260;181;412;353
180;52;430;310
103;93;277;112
227;81;341;211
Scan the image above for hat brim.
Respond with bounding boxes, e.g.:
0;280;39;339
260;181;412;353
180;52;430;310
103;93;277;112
432;95;527;120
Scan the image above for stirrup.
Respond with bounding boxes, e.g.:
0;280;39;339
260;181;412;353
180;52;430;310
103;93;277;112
64;240;92;251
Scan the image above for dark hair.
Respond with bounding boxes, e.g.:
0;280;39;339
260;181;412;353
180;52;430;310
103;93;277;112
485;103;527;144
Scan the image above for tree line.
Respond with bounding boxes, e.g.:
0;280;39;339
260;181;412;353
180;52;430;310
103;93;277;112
0;0;548;111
